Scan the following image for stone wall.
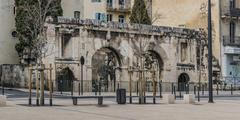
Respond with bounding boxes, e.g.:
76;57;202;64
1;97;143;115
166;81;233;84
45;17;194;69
0;64;27;88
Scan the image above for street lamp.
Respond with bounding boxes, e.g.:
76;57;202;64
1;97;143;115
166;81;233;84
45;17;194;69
208;0;214;103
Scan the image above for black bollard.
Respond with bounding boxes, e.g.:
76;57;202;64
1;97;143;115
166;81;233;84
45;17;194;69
2;81;4;95
95;86;97;96
173;86;176;99
159;82;162;98
217;83;219;95
153;96;156;104
130;92;132;104
179;88;182;98
171;83;174;94
49;98;52;106
136;81;139;96
99;81;102;96
185;84;188;94
78;83;80;96
231;84;233;95
198;86;200;102
71;81;73;96
202;84;204;95
184;84;187;94
194;86;196;95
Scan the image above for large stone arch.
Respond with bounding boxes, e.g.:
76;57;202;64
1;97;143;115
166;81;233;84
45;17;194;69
145;42;169;78
143;50;164;92
146;44;169;66
91;46;123;92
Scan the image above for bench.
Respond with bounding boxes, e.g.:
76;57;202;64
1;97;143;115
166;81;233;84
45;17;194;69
72;96;104;105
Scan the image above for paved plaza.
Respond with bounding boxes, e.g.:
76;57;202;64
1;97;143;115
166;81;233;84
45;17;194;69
1;99;240;120
1;89;240;120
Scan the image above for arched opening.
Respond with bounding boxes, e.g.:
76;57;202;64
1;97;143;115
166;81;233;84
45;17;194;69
92;47;121;92
144;50;164;92
57;67;75;91
178;73;190;91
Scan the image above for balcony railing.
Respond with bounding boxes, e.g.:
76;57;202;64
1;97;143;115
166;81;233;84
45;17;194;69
222;6;240;17
106;0;131;13
223;36;240;46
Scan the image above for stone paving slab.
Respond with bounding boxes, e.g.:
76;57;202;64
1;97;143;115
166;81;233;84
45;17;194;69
1;98;240;120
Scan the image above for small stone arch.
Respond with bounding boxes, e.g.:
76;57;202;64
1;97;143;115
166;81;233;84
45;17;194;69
57;67;76;91
147;45;169;62
178;73;190;91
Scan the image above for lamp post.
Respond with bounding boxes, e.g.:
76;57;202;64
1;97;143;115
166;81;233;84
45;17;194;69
208;0;214;103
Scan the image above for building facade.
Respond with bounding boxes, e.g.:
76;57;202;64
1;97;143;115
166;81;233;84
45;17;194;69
61;0;134;23
220;0;240;84
0;0;19;64
151;0;221;83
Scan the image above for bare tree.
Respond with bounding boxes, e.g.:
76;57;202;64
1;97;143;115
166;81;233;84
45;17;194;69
15;0;62;64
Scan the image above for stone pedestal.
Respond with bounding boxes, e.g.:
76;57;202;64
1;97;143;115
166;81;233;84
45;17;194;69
162;94;175;104
0;95;7;106
183;94;195;104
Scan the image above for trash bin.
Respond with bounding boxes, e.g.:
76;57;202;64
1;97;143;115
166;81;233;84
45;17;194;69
98;96;103;105
72;97;77;105
116;89;126;104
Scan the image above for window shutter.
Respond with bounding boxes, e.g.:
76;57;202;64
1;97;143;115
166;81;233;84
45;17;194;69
101;13;106;22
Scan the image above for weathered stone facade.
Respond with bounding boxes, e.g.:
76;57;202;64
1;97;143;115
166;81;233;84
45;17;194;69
0;65;27;87
42;17;207;92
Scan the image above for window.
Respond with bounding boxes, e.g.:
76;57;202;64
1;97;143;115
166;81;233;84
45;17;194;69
230;0;236;9
230;21;236;43
119;0;125;8
118;15;125;23
107;14;112;22
181;43;188;62
62;34;72;58
119;0;125;5
107;0;113;7
74;11;80;19
95;13;106;21
92;0;101;2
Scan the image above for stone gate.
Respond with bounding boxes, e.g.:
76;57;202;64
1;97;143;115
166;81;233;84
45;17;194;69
43;17;207;92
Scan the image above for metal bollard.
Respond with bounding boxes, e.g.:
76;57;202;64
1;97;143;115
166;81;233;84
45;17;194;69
171;83;174;94
231;84;233;95
2;82;4;95
194;86;196;95
185;84;189;94
217;83;219;95
179;88;182;98
202;84;204;95
159;82;162;98
173;86;176;99
136;81;139;96
78;83;80;96
198;86;200;102
153;96;156;104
